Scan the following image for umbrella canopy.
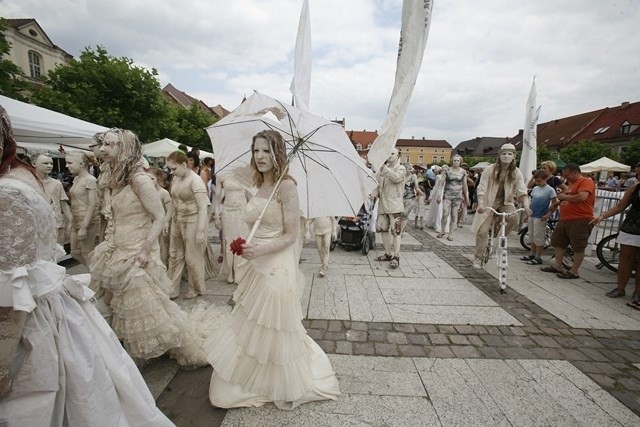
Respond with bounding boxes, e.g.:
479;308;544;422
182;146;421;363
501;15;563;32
580;157;630;173
142;138;213;159
207;92;378;218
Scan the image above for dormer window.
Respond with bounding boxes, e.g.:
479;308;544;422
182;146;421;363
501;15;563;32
621;121;631;135
28;51;42;79
356;143;362;151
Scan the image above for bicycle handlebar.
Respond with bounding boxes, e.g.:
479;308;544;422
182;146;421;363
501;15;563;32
483;207;526;217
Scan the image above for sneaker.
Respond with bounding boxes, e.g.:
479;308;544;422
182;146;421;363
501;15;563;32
526;257;542;265
472;259;482;269
520;255;534;261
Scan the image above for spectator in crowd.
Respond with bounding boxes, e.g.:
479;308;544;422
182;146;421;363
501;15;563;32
541;163;595;279
527;160;564;191
521;170;559;265
591;162;640;309
606;174;619;188
624;171;638;188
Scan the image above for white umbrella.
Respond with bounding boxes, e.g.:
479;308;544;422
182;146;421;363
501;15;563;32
206;92;378;221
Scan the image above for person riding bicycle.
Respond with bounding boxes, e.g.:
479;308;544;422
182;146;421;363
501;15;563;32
472;143;530;269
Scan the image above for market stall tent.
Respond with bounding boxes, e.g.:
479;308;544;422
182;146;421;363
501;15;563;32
580;157;630;173
0;94;107;152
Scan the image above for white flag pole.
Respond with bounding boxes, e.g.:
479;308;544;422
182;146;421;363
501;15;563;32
368;0;434;170
289;0;312;112
519;76;540;181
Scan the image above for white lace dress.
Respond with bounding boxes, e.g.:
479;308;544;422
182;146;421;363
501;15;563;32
0;177;174;426
204;196;341;409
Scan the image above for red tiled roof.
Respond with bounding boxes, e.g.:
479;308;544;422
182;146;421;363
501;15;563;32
346;130;378;146
162;83;199;108
537;109;604;148
396;138;451;148
573;101;640;143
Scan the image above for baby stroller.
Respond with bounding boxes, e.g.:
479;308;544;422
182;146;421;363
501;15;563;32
336;201;376;255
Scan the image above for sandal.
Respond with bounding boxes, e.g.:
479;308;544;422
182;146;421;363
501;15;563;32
447;236;454;241
437;233;445;238
526;258;542;265
389;257;400;269
541;266;564;274
520;255;534;261
605;288;626;298
557;271;580;279
627;300;640;311
376;254;393;262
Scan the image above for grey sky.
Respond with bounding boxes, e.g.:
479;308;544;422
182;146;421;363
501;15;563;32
3;0;639;147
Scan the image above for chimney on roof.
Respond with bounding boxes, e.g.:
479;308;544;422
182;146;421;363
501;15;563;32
621;101;630;110
411;136;414;139
422;137;425;140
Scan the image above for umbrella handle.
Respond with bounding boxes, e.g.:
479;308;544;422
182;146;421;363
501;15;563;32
246;164;290;244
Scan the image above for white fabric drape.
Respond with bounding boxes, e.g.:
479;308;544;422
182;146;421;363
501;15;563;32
289;0;312;112
519;77;541;181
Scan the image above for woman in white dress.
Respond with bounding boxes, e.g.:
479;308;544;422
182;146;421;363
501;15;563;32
205;129;340;409
89;129;206;366
0;108;174;426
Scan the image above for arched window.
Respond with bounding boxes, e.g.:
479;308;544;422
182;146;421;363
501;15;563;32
28;51;42;78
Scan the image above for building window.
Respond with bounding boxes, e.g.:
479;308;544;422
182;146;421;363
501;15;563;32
621;121;631;135
367;143;372;150
356;143;362;151
440;156;445;162
418;155;424;163
432;156;438;163
28;51;42;79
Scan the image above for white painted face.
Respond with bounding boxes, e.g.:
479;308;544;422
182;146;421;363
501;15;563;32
65;156;84;175
386;149;399;166
35;155;54;175
452;156;462;166
166;159;188;178
99;133;121;160
253;137;274;173
500;150;515;165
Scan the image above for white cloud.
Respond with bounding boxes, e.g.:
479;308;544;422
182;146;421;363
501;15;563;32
4;0;640;147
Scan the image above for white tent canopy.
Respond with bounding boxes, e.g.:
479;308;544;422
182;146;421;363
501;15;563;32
0;94;107;151
580;157;631;173
142;138;213;159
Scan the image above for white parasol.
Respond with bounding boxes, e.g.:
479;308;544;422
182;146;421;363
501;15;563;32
207;92;378;224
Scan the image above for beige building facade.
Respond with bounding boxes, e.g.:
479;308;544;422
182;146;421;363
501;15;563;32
2;19;72;83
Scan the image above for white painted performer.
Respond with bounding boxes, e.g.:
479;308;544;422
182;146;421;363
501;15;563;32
374;148;406;269
472;143;531;268
436;154;469;241
66;151;99;266
32;153;72;245
305;216;338;277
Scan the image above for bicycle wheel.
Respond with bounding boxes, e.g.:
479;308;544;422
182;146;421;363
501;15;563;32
519;226;530;251
596;233;620;274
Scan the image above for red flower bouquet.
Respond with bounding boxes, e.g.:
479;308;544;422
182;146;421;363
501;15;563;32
230;237;246;255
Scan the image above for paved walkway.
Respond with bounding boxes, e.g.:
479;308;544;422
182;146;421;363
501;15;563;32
65;218;640;425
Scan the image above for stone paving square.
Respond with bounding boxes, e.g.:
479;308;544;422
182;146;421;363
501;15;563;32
299;248;521;326
219;355;638;426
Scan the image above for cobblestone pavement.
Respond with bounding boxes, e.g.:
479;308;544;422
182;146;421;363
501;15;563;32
66;222;640;425
299;226;640;417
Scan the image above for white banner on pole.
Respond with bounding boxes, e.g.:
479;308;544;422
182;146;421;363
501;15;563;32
519;77;541;181
368;0;434;170
289;0;312;112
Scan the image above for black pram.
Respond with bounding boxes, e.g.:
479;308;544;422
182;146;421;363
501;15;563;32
336;201;375;255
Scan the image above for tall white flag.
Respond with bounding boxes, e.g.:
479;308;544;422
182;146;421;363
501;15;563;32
368;0;434;170
290;0;312;112
519;77;541;181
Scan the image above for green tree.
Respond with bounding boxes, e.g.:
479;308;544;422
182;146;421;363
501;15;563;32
32;46;170;142
0;18;31;100
166;102;216;150
536;143;556;166
620;138;640;167
558;139;616;166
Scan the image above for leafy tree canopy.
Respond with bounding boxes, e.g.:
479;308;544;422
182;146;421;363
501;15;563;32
0;18;31;101
558;139;616;166
620;138;640;167
32;46;171;142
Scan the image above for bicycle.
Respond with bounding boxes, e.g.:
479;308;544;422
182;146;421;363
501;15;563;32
519;218;574;269
596;232;637;277
481;207;525;294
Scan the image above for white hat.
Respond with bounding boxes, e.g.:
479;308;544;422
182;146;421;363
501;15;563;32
500;143;516;151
